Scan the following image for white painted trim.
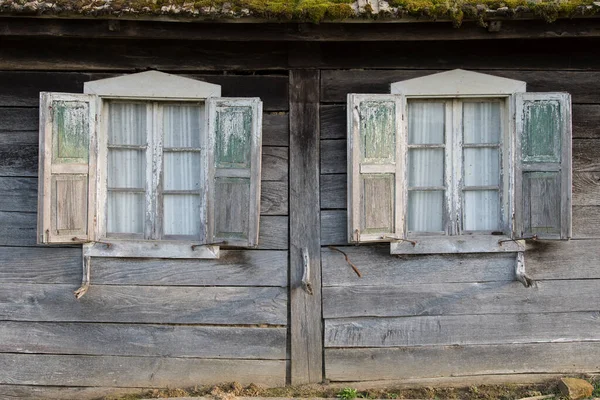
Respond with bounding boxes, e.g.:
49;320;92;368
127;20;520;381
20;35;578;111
84;71;222;99
391;69;526;97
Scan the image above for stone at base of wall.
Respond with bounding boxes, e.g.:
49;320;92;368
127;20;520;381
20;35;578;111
558;378;594;400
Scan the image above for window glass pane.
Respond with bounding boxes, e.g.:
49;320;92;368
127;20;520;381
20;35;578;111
408;191;444;232
408;149;444;187
408;102;445;144
108;149;145;189
163;152;201;191
463;190;500;231
463;102;501;144
463;148;500;187
107;192;144;234
108;103;146;145
163;194;200;236
163;104;203;148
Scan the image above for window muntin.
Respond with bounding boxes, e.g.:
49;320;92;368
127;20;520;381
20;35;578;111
105;100;204;241
406;98;505;236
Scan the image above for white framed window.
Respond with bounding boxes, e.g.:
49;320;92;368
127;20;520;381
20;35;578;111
347;69;572;254
37;71;263;259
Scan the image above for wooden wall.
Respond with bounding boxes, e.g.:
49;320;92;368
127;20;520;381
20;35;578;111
0;31;599;396
0;37;290;399
317;40;600;383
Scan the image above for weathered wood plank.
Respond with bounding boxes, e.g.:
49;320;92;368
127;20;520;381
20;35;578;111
262;146;288;182
0;211;36;246
0;247;81;284
0;321;286;359
323;280;600;319
0;107;38;133
0;72;288;111
322;246;516;286
325;342;600;382
0;354;286;387
573;205;600;239
92;250;287;286
289;69;323;384
263;112;289;146
0;283;286;324
573;139;600;172
321;210;347;246
573;172;600;206
0;385;143;400
0;142;38;177
573;104;600;139
321;70;600;104
321;104;346;139
325;312;600;348
321;139;346;174
526;239;600;279
261;181;288;215
320;174;347;209
257;215;288;250
0;177;37;212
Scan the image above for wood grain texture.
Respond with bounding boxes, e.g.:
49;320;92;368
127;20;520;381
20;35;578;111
263;112;289;146
320;70;600;104
320;139;346;174
323;280;600;319
325;311;600;347
573;172;600;206
0;177;37;212
0;385;144;400
573;104;600;139
0;72;288;111
0;321;286;359
0;142;38;177
573;206;600;239
526;239;600;279
0;284;287;324
261;181;288;215
0;107;38;133
320;174;346;209
262;146;288;182
573;139;600;172
0;246;81;284
321;210;347;246
325;342;600;381
257;215;288;250
289;69;323;384
0;353;286;387
322;246;516;286
91;250;287;286
320;104;345;139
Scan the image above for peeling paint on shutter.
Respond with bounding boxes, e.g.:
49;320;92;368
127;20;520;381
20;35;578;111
38;92;97;244
207;97;262;247
347;94;405;243
515;92;571;240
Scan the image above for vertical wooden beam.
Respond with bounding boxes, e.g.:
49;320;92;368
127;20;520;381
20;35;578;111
289;69;323;384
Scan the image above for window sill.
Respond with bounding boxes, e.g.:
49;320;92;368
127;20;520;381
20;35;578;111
83;241;220;259
390;235;524;255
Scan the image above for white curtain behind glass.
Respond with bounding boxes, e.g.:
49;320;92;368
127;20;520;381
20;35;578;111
162;104;203;237
407;102;445;232
107;103;146;234
462;102;501;231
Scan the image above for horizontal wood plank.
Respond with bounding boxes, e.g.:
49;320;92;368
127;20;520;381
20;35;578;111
0;177;37;212
322;246;516;286
0;283;286;324
526;239;600;279
325;311;600;347
0;247;81;284
321;139;345;175
257;215;288;250
321;70;600;104
0;72;288;111
0;107;38;133
263;112;289;146
261;181;288;215
323;280;600;319
0;321;286;359
573;139;600;172
325;342;600;381
573;205;600;239
0;353;285;387
320;174;347;209
573;172;600;206
321;210;347;246
92;250;287;286
0;142;38;177
320;104;346;139
0;385;143;400
262;146;288;182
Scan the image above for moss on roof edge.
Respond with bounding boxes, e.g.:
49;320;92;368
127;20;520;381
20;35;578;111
0;0;599;26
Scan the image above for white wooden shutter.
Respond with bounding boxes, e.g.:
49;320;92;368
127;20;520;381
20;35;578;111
38;92;97;244
206;97;262;247
515;92;572;239
347;94;405;243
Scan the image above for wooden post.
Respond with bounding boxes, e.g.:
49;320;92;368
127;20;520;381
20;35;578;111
289;69;323;384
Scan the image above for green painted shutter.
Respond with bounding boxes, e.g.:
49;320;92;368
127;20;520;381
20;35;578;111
207;97;262;247
515;92;572;239
38;92;97;244
347;94;405;243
